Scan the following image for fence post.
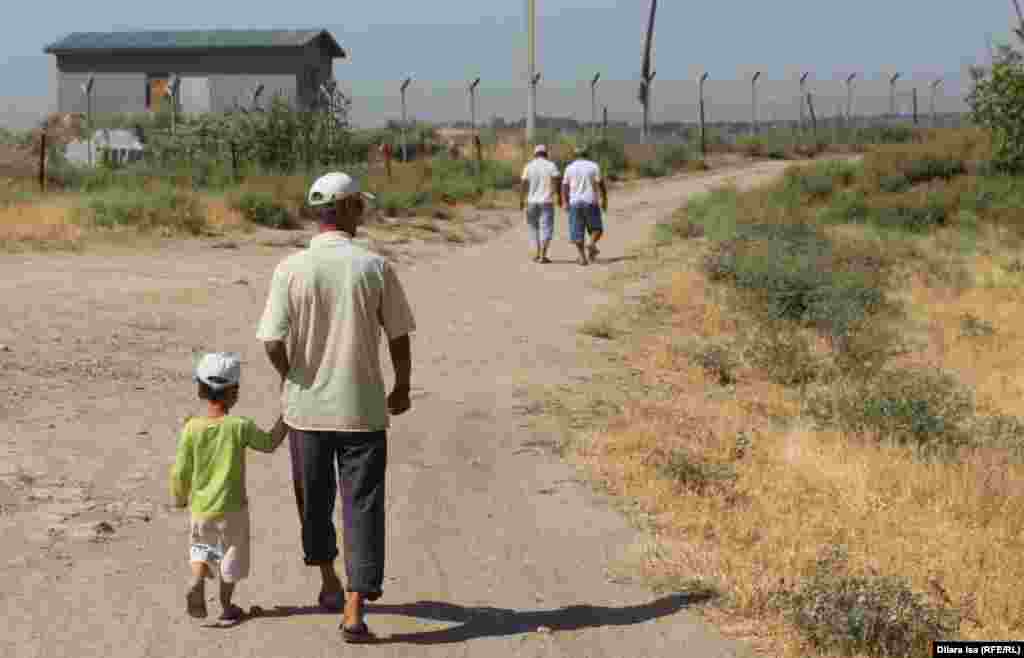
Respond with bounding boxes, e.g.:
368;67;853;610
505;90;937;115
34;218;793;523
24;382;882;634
806;93;817;139
912;87;919;126
231;141;239;182
38;131;47;193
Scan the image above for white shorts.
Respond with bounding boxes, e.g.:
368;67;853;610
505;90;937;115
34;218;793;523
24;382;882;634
188;509;251;583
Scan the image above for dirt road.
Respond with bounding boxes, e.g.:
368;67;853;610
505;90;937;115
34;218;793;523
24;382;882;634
1;160;791;658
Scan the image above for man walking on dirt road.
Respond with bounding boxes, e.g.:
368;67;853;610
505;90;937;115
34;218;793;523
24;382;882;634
561;145;608;266
257;171;416;643
520;144;561;263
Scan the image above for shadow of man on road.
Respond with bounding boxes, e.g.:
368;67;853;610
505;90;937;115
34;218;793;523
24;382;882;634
363;592;711;644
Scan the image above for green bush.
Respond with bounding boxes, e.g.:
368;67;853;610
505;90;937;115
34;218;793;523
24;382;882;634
879;173;911;193
855;123;918;145
807;367;974;452
902;157;966;184
703;222;885;341
776;545;963;658
656;143;691;170
230;191;295;229
871;197;947;233
638;159;670;178
377;189;431;217
75;188;206;235
587;136;628;180
968;45;1024;173
818;188;870;224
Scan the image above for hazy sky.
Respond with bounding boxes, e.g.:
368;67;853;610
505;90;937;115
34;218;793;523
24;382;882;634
0;1;1016;129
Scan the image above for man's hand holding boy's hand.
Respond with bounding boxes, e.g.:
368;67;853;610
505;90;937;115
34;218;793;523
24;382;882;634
388;387;411;416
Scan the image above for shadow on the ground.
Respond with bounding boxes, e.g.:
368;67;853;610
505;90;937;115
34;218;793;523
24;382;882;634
205;604;335;628
363;592;709;644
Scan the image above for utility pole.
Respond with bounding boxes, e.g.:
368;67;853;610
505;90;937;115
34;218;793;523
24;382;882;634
930;78;943;127
638;0;658;144
799;72;809;132
698;72;709;156
526;0;537;142
889;72;900;118
81;74;94;167
590;72;601;140
751;71;761;136
400;75;413;162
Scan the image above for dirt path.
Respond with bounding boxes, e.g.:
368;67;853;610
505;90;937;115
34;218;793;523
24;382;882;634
1;160;791;658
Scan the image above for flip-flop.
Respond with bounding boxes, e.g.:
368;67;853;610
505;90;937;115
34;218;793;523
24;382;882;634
341;621;378;644
216;604;247;626
539;257;552;264
186;585;208;619
587;244;600;260
577;257;589;266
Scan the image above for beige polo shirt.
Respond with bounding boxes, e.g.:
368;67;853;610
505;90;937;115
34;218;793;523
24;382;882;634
256;231;416;432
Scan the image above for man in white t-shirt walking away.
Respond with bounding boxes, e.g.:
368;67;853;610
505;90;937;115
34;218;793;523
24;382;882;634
519;144;561;264
560;145;608;266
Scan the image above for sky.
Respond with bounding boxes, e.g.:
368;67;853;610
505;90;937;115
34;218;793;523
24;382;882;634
0;0;1017;129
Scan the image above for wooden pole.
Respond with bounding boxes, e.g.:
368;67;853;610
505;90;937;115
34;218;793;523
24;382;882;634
912;87;919;125
699;74;708;156
39;131;47;193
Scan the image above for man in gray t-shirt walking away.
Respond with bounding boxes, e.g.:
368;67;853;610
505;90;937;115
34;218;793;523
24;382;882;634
520;144;561;264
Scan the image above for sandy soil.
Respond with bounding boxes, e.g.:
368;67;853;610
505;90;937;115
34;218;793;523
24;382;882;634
1;159;791;658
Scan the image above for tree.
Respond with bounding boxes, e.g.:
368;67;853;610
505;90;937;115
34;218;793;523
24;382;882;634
969;38;1024;172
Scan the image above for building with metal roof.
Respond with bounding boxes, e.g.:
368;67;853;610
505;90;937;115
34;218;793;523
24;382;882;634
44;29;346;116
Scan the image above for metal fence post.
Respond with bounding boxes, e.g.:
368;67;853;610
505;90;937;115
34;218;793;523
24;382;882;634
38;131;47;193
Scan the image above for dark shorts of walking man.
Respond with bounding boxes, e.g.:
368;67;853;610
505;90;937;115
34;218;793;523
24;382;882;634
257;171;416;642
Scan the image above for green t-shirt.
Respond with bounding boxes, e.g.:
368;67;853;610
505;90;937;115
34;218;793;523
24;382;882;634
170;415;275;519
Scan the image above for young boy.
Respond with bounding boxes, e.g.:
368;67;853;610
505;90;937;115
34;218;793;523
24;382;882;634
170;352;288;622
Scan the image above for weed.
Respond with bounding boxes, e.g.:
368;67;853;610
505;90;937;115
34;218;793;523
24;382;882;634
654;449;737;496
777;546;962;658
229;190;296;229
74;188;207;236
808;367;974;453
879;173;911;193
746;324;821;387
690;343;738;386
579;317;619;340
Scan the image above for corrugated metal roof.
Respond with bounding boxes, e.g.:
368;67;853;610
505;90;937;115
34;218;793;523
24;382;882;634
44;29;345;57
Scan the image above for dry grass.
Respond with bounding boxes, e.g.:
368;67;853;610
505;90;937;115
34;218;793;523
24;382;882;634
0;197;82;248
544;134;1024;656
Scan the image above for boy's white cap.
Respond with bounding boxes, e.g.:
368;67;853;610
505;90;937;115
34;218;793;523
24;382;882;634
307;172;376;207
534;144;547;155
195;352;241;390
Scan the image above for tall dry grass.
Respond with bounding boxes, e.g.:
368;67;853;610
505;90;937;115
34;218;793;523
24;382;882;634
549;129;1024;656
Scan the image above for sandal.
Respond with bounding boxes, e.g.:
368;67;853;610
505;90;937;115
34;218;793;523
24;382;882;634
539;257;552;264
587;244;600;261
577;256;589;266
341;621;378;644
186;584;208;619
217;604;246;625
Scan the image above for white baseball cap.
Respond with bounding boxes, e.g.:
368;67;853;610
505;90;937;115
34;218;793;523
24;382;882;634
307;172;376;207
195;352;241;391
534;144;547;155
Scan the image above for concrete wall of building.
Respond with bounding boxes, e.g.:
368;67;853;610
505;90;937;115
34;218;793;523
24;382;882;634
54;48;329;113
58;72;146;114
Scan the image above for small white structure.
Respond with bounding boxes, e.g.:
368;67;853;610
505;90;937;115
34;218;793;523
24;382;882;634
64;128;144;167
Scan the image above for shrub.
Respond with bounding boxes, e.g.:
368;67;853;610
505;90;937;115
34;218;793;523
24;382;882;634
638;159;670;178
377;189;431;217
777;545;962;658
902;156;966;184
879;173;911;193
818;188;870;224
587;136;628;180
230;190;295;229
656;143;692;170
807;367;973;452
870;197;947;233
655;450;737;496
968;45;1024;173
75;187;206;235
690;343;738;386
746;324;821;387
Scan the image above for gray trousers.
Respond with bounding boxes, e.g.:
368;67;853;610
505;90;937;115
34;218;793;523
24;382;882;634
291;428;387;598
